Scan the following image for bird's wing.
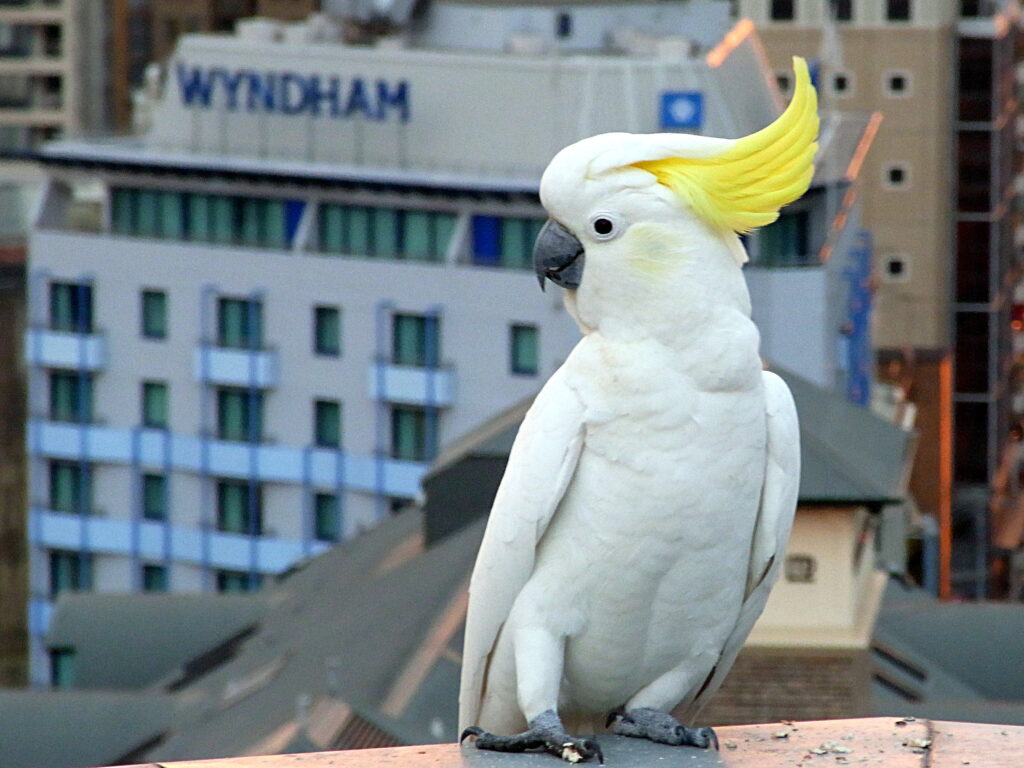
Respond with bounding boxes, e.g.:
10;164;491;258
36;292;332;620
677;370;800;722
458;364;587;731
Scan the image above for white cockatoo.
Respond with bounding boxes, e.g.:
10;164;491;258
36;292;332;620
459;57;816;763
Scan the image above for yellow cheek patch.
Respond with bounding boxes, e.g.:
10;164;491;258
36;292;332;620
632;56;818;234
622;223;682;278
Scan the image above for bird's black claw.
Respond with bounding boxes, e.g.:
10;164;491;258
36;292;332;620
605;711;625;728
461;726;484;744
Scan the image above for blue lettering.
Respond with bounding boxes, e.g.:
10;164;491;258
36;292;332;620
246;72;276;112
281;72;308;115
307;75;343;117
345;78;373;119
218;68;247;111
376;79;410;123
176;62;216;107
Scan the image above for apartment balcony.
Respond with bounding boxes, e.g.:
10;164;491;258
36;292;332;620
368;362;457;407
27;420;429;498
24;327;105;370
194;345;278;389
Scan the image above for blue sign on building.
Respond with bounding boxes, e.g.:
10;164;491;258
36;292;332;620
660;91;703;130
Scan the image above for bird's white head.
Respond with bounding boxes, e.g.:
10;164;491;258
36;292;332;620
534;57;819;339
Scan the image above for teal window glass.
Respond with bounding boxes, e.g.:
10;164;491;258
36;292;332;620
472;217;543;269
264;199;287;248
433;212;456;260
391;406;437;462
347;206;371;254
319;204;345;253
217;297;262;349
136;188;159;237
403;210;432;260
50;648;76;688
216;479;262;535
142;473;166;520
758;210;810;266
371;207;399;257
314;399;341;447
49;461;91;514
211;195;236;244
49;550;92;597
142;381;169;428
187;193;213;242
392;313;440;367
142;564;168;592
49;282;92;332
510;324;539;375
314;493;341;542
50;371;92;423
241;197;262;247
217;388;263;442
111;187;135;235
314;306;341;356
216;569;261;593
141;290;167;339
157;191;184;238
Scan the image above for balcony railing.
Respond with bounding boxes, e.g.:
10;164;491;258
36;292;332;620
368;362;456;407
24;327;106;370
194;345;277;389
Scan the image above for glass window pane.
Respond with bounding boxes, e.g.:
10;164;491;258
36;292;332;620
50;282;92;332
50;648;76;688
142;564;168;592
217;480;246;533
187;193;212;242
346;206;371;254
393;314;423;366
320;204;345;253
211;196;236;244
511;324;538;375
136;189;159;237
141;290;167;339
391;406;435;461
403;210;432;261
371;208;399;257
241;197;262;246
314;493;340;541
433;212;456;262
216;569;260;593
143;381;168;428
472;215;501;265
315;400;341;447
218;298;261;348
111;188;135;235
265;200;287;249
142;473;166;520
158;191;184;239
314;306;340;356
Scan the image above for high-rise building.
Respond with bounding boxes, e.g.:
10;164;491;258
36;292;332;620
24;4;874;684
738;0;1023;598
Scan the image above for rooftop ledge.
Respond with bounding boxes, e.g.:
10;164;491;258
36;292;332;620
120;718;1024;768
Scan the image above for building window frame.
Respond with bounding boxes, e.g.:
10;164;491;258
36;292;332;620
390;405;438;462
216;479;263;536
769;0;796;21
510;324;539;376
314;492;341;542
49;370;93;424
217;296;263;350
216;387;263;443
49;549;92;597
141;289;168;340
314;399;342;448
49;281;93;333
49;460;91;515
313;305;341;357
885;0;912;22
392;313;440;368
142;563;169;592
141;380;169;429
141;473;167;521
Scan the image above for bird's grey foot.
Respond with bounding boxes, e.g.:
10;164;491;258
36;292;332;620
608;708;718;750
461;709;604;764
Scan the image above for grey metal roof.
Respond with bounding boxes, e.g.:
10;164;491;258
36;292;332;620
0;690;174;768
46;593;265;690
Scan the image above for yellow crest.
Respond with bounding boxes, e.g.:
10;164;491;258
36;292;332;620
633;57;819;233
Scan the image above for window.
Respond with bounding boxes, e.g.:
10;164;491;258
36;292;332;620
314;399;341;447
314;305;341;356
142;473;166;520
142;381;169;428
216;569;262;593
314;492;341;542
556;12;573;37
50;550;91;597
141;290;167;339
391;405;438;462
770;0;795;20
886;0;911;21
830;0;853;21
784;554;817;583
142;564;168;592
471;216;544;269
112;188;295;248
830;71;852;97
884;70;911;97
50;371;92;423
392;313;440;367
757;210;810;266
775;73;792;95
884;163;910;189
882;254;910;283
217;297;263;349
319;203;454;262
510;324;539;375
49;461;91;514
50;647;75;688
217;388;263;442
216;479;262;535
50;282;92;333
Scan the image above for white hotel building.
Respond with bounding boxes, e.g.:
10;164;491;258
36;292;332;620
24;1;876;683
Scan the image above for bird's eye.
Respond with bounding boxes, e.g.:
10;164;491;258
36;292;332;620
589;212;622;241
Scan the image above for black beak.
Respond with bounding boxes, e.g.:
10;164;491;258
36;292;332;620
533;219;584;292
